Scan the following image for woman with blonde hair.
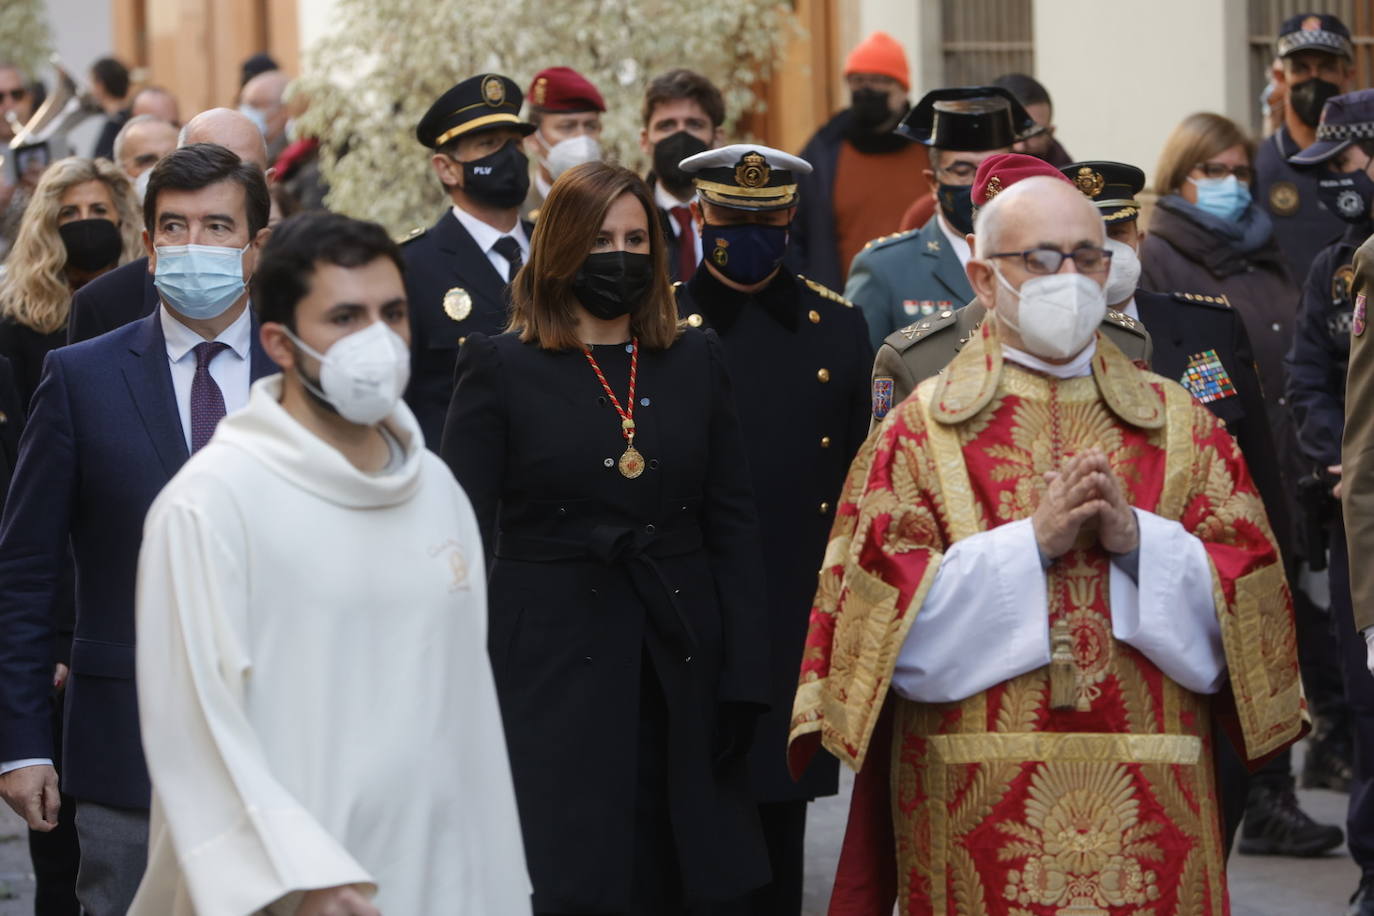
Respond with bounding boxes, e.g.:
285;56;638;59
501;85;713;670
0;156;142;403
439;160;770;913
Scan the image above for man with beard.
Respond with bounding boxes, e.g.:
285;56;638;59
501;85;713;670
1256;12;1356;279
845;86;1039;350
639;69;724;283
789;32;924;290
400;73;536;447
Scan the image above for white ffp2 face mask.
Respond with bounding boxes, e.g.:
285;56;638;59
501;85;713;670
1103;237;1142;306
286;321;411;426
542;133;602;181
994;267;1107;361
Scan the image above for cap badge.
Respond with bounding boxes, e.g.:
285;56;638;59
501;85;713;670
532;77;547;107
1303;15;1322;30
482;75;506;107
712;237;730;267
443;287;473;322
1074;167;1105;198
1269;181;1300;217
735;152;771;189
984;175;1004;200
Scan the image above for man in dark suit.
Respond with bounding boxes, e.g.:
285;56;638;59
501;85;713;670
402;73;537;447
638;69;725;283
0;143;275;914
674;145;872;915
66;107;271;345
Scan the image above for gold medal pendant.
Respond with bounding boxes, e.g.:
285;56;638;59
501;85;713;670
618;445;645;478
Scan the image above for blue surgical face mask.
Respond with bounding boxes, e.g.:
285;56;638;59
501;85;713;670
238;104;270;138
154;243;251;320
701;222;789;285
1189;174;1251;223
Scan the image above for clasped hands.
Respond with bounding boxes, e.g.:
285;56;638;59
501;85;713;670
1031;448;1138;561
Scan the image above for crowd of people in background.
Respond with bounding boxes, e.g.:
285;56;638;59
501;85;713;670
0;8;1365;916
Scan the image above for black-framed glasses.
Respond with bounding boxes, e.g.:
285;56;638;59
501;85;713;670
934;161;978;180
0;89;26;103
1194;161;1253;182
987;246;1114;275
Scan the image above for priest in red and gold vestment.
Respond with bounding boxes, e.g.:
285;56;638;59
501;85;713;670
788;176;1305;916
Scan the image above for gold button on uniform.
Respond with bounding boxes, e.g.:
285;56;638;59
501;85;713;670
808;309;821;324
458;336;467;346
687;313;704;327
819;501;830;514
820;436;831;448
817;368;830;383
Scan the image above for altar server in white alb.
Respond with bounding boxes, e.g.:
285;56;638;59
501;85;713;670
129;211;531;916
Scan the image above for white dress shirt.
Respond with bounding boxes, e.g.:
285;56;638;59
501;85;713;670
450;205;530;282
161;304;252;453
890;345;1225;704
655;182;703;265
935;212;972;268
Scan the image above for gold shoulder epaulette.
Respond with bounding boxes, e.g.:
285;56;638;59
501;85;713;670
798;275;854;307
1104;309;1147;334
1173;291;1230;309
397;225;426;244
862;230;907;251
891;307;959;347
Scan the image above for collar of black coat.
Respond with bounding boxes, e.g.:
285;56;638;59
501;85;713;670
685;262;800;333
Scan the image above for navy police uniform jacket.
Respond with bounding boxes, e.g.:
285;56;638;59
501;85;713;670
1256;126;1344;281
400;209;531;447
676;266;872;803
1285;221;1370;467
440;328;770;909
1136;288;1291;549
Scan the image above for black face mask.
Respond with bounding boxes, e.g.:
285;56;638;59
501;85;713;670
573;251;654;320
850;88;892;129
1289;78;1343;129
457;141;530;209
937;183;975;236
1317;168;1374;224
653;131;710;198
59;218;122;272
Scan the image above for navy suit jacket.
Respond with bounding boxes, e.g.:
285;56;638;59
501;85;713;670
66;257;159;345
0;309;274;808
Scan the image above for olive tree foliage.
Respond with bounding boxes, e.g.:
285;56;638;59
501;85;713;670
0;0;52;83
294;0;798;236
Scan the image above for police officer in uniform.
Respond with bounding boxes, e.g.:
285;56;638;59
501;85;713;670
674;144;872;915
869;154;1151;427
846;87;1040;350
1287;89;1374;913
1256;13;1355;280
402;73;536;446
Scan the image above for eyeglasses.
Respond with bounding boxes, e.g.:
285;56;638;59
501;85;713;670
987;246;1114;275
935;161;978;180
0;89;26;103
1194;162;1253;182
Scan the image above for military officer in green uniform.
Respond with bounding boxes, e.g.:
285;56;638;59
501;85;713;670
868;153;1151;427
845;86;1039;350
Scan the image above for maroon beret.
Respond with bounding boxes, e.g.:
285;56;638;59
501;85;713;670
527;67;605;113
973;152;1073;207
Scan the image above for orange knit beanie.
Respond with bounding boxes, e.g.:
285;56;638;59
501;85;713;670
844;31;910;90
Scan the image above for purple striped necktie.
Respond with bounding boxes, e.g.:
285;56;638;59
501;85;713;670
190;341;230;453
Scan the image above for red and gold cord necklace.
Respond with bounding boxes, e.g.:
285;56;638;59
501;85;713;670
583;337;646;479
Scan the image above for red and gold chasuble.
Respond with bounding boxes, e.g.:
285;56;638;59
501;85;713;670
789;325;1304;916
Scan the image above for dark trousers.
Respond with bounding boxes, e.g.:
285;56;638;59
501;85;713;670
1330;516;1374;876
744;800;807;916
28;696;79;916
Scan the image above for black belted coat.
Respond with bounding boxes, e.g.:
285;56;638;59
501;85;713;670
440;327;770;911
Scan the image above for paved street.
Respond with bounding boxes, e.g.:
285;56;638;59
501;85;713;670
0;755;1357;914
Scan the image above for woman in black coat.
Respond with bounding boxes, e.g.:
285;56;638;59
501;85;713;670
440;162;770;915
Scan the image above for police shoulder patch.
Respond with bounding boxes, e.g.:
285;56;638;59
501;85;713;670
798;275;854;307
